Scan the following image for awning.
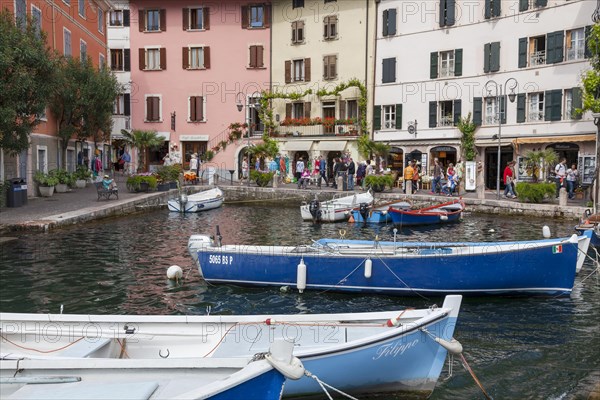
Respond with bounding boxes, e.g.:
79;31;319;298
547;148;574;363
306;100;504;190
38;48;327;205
318;141;347;151
157;131;170;141
284;140;313;151
513;134;596;145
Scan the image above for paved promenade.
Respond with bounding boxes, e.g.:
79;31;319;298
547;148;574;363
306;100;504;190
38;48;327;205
0;173;592;234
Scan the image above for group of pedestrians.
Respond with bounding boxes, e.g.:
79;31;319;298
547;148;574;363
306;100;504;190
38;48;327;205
428;158;462;196
554;158;580;200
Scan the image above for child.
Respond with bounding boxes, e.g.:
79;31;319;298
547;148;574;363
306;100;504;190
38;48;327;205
443;172;456;196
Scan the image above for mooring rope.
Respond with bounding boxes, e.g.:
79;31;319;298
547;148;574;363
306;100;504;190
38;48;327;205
304;370;359;400
459;353;492;400
373;253;431;301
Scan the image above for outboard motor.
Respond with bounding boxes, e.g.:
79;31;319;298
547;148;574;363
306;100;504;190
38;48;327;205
178;193;188;213
215;225;222;247
359;202;370;223
309;199;321;223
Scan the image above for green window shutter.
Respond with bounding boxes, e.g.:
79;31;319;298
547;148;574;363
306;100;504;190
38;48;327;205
518;38;527;68
373;106;381;130
454;48;463;76
500;95;507;124
572;87;582;120
388;9;396;36
544;90;553;121
382;10;388;36
484;0;491;19
549;30;564;64
446;0;455;26
439;0;445;27
430;52;438;79
473;97;482;126
519;0;529;11
395;104;402;129
546;32;555;64
429;101;438;128
551;89;562;121
585;25;592;58
484;43;491;73
493;0;501;17
516;94;526;123
535;0;547;6
453;99;462;125
490;42;500;72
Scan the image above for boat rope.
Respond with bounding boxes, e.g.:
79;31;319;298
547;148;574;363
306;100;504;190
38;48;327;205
373;254;431;301
314;261;364;295
459;353;492;400
201;323;239;357
304;370;359;400
0;334;85;354
116;338;130;359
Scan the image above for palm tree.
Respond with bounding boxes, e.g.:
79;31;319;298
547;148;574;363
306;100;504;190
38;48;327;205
121;129;164;172
523;149;559;182
357;135;390;171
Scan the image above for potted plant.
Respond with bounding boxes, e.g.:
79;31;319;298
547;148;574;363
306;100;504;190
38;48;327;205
250;170;275;187
168;164;182;188
34;171;59;197
155;167;171;191
126;174;158;192
364;174;394;192
50;169;72;193
74;166;92;188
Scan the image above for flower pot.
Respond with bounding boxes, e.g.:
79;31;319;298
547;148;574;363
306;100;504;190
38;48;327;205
169;181;178;189
138;182;149;193
371;184;385;193
75;179;87;188
39;185;54;197
157;183;170;192
55;183;68;193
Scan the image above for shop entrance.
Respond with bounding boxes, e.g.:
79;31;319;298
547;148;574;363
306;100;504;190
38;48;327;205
485;146;513;190
430;146;457;171
546;143;579;167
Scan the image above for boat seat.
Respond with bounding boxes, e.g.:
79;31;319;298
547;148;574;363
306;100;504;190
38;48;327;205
59;338;111;358
7;381;159;400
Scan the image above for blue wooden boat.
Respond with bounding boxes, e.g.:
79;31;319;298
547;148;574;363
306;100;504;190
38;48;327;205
0;296;463;399
350;200;411;223
188;230;593;296
574;210;600;247
388;199;465;226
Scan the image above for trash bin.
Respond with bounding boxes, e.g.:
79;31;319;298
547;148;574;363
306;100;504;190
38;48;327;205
6;178;26;207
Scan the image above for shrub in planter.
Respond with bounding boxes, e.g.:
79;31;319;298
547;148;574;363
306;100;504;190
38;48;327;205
34;171;59;187
364;174;394;192
514;182;555;203
250;170;275;187
49;169;74;192
127;175;158;192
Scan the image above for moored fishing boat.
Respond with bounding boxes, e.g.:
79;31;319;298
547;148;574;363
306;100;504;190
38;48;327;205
350;200;411;223
300;191;373;222
574;209;600;247
0;296;463;398
188;229;592;296
388;198;465;226
168;187;224;213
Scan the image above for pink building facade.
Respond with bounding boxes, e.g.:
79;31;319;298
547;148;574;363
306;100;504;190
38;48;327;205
129;1;271;175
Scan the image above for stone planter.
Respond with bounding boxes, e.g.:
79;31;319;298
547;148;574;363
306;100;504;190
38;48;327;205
138;182;149;193
75;179;87;188
39;185;54;197
55;183;69;193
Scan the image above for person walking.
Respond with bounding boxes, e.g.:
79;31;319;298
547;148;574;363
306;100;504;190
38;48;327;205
331;158;340;189
566;163;579;200
295;157;305;183
347;158;356;190
431;158;443;194
403;161;415;194
241;156;249;185
120;149;131;176
356;161;366;188
503;161;516;198
554;158;567;199
319;155;327;187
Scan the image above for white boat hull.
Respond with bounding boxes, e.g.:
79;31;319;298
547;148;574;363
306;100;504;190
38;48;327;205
168;188;224;213
300;192;374;222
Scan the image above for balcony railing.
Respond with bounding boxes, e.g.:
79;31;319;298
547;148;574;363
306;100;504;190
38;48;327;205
530;50;546;66
439;66;454;77
567;47;584;61
528;111;544;121
438;116;454;127
275;123;360;138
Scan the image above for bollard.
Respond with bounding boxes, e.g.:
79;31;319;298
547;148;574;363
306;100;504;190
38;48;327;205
406;180;413;195
337;175;344;191
272;176;278;188
559;187;568;206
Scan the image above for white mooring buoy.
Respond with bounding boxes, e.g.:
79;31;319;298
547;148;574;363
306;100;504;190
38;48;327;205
542;225;551;238
167;265;183;280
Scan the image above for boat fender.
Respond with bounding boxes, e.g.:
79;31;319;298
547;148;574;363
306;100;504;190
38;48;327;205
435;338;463;355
440;214;448;221
381;210;387;216
386;315;403;327
166;265;183;280
568;234;578;244
364;258;372;279
296;258;307;293
348;214;355;223
542;226;551;238
265;339;305;380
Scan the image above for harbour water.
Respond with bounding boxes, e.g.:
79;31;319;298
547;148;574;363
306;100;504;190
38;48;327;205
0;205;598;399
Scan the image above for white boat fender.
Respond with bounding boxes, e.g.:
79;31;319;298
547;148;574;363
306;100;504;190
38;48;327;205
166;265;183;280
434;337;463;355
440;214;448;221
265;339;305;380
364;258;372;279
297;258;307;293
543;225;551;238
568;234;578;244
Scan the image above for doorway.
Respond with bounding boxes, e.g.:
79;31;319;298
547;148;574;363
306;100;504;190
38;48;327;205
322;102;336;135
485;146;513;190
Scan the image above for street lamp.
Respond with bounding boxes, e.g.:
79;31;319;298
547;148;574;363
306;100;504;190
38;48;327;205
484;78;518;199
236;92;261;187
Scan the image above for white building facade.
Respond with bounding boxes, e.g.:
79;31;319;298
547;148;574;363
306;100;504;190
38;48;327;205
374;0;597;190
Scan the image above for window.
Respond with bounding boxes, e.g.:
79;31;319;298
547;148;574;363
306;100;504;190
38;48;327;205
519;0;547;12
439;101;454;126
183;46;210;69
292;21;304;44
439;0;455;27
249;45;264;68
383;105;396;129
346;100;358;120
31;5;42;37
293;102;305;118
484;98;499;125
293;59;304;81
16;0;26;28
114;94;125;115
140;48;166;70
99;53;105;69
382;57;396;83
429;100;460;127
144;9;161;32
382;8;396;37
483;42;500;73
564;88;582;120
145;96;161;122
242;5;269;29
110;49;130;71
293;0;304;9
189;96;205;122
323;16;337;40
566;28;585;61
184;7;208;30
109;10;123;26
98;7;104;33
80;40;87;62
528;92;544;121
285;58;310;83
79;0;85;18
484;0;501;18
37;146;48;173
519;32;564;67
529;35;546;66
323;55;337;80
250;5;264;27
64;28;72;57
430;49;462;78
439;51;454;77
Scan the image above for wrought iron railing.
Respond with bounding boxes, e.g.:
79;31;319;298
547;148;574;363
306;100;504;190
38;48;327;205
530;50;546;66
438;116;454;127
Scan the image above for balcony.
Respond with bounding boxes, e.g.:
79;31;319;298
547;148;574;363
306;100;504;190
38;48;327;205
529;50;546;66
274;123;360;138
